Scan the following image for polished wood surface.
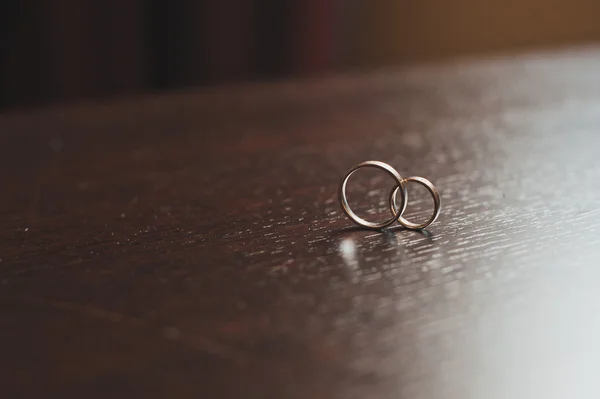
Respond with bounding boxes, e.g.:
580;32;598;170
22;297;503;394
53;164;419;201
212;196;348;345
2;47;600;398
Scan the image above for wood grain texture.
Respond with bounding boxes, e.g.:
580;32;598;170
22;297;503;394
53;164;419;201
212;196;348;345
2;47;600;399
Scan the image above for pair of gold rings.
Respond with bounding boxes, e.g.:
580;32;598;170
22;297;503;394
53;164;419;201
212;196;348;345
338;161;441;230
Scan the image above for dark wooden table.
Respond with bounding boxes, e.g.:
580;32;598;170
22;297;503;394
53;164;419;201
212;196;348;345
2;47;600;399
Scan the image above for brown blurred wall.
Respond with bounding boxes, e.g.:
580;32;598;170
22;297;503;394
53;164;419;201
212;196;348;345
352;0;600;65
2;0;600;109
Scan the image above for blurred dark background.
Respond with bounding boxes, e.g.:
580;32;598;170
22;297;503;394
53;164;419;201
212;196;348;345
2;0;600;110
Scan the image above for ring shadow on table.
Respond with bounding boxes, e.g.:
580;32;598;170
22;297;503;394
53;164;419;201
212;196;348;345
331;224;434;240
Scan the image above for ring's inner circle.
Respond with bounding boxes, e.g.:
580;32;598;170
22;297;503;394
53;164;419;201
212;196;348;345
345;166;402;224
